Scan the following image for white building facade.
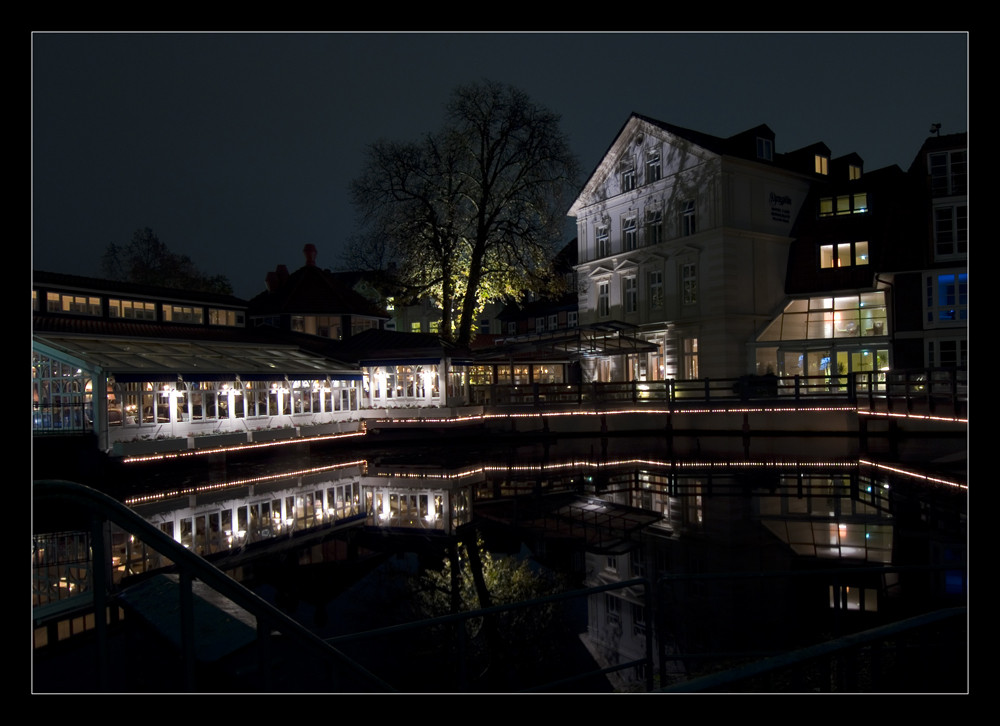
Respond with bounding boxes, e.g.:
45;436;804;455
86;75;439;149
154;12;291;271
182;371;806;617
569;115;813;382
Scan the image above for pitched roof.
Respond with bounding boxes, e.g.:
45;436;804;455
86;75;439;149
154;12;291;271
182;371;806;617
247;263;389;319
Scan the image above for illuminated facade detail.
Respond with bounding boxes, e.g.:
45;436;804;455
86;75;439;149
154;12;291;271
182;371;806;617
752;292;889;379
569;114;811;381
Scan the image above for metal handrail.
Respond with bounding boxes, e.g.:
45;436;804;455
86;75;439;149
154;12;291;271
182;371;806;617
32;479;394;693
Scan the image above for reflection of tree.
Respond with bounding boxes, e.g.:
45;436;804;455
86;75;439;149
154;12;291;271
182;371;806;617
409;535;570;690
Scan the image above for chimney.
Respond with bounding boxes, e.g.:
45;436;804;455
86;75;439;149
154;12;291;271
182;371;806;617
304;244;318;266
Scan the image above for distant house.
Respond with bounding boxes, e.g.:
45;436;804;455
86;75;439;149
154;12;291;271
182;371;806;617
248;244;390;340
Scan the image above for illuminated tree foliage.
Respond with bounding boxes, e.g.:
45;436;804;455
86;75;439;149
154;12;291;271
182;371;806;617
350;80;579;346
101;227;233;295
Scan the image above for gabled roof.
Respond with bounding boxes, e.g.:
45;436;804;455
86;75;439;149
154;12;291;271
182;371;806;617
247;262;389;319
569;113;781;215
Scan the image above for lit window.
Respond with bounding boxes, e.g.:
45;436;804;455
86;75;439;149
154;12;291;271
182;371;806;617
208;308;244;326
682;263;697;305
757;137;773;161
47;292;102;316
624;275;637;314
548;314;558;330
755;293;887;342
815;155;829;175
926;272;968;325
411;322;422;333
820;241;869;268
598;281;610;318
109;298;157;321
849;164;862;180
568;311;578;328
933;205;967;259
682;337;699;379
645;208;663;245
645;149;661;183
819;193;868;217
648;270;664;310
597;225;610;258
623;216;637;251
164;305;203;325
681;200;696;236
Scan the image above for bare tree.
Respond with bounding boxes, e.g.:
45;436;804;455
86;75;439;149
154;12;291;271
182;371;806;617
349;80;579;346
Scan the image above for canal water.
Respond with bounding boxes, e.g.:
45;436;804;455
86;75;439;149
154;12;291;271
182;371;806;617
38;427;969;692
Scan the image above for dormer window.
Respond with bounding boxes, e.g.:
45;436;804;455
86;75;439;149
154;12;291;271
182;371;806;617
815;155;829;175
756;137;773;161
849;164;862;181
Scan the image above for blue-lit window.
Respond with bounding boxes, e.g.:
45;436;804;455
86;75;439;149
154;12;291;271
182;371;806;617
927;272;968;324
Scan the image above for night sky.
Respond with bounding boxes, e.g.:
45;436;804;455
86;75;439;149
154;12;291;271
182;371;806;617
31;32;968;301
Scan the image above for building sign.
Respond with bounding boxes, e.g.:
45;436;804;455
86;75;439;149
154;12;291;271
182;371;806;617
769;192;793;224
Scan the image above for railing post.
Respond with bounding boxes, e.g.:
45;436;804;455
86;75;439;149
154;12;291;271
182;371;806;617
90;515;109;691
179;569;197;691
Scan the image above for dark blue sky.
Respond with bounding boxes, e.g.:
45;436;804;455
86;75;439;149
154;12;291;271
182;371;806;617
31;32;968;300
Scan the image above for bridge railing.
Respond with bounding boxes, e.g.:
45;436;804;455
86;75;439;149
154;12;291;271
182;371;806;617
32;480;394;693
479;368;966;414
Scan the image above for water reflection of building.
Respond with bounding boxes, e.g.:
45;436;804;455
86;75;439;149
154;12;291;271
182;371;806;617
576;464;947;691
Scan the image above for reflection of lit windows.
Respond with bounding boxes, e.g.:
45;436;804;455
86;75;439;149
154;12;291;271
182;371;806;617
934;205;967;259
632;603;647;636
926;272;968;324
830;585;878;612
819;193;868;217
623;216;637;251
605;594;621;626
820;241;869;268
815;154;829;175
